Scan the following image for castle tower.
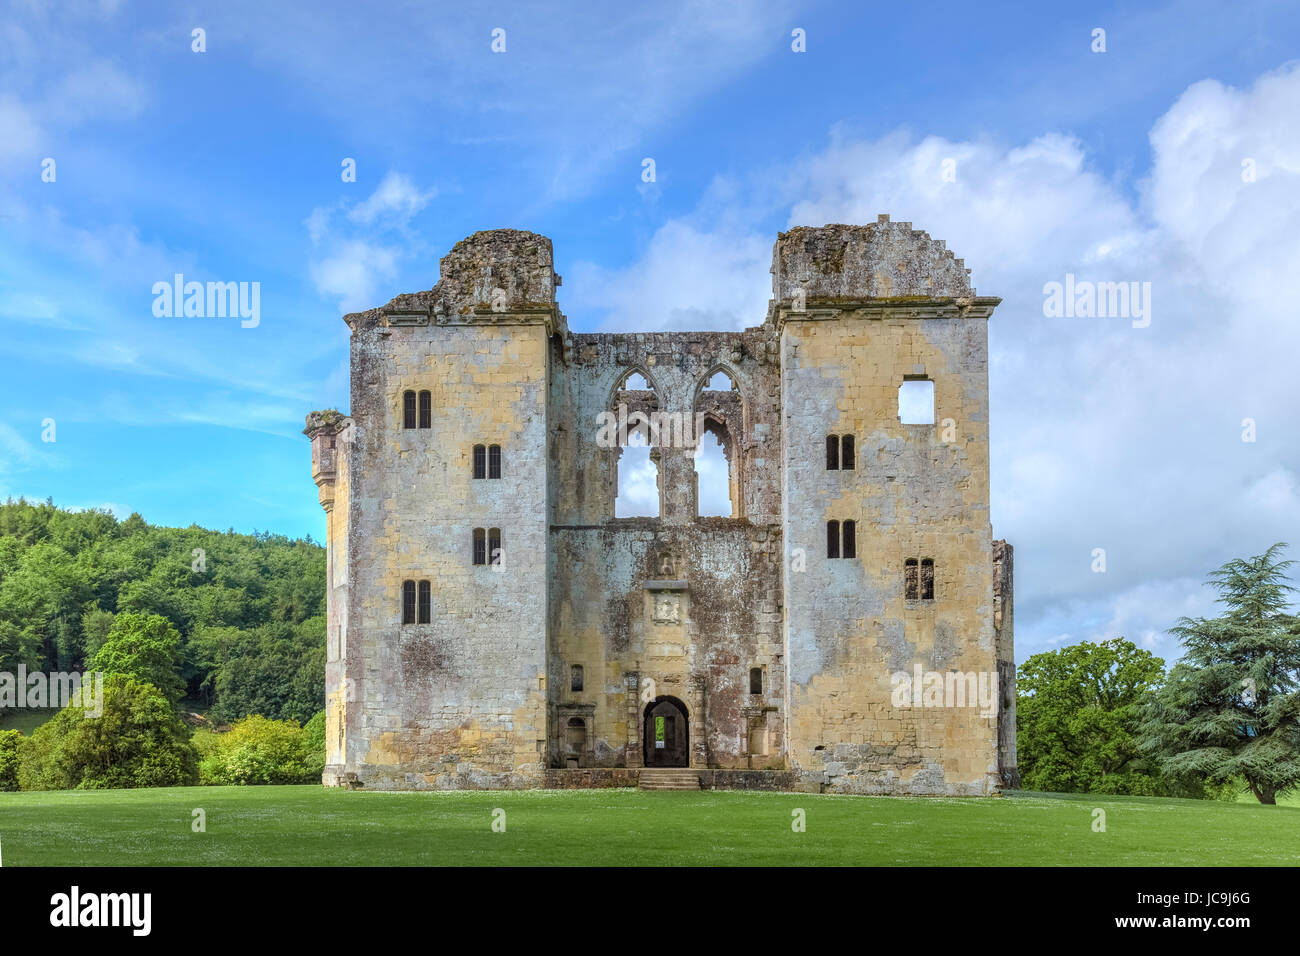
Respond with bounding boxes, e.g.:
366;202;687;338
775;216;1009;795
312;230;561;789
304;409;353;784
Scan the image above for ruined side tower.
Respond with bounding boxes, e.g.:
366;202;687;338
775;216;1006;794
313;230;561;789
305;409;353;784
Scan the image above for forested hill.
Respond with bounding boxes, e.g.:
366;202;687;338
0;498;325;723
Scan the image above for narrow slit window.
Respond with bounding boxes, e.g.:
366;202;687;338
472;528;486;565
488;528;502;566
418;391;432;429
842;520;856;559
841;435;855;470
570;665;584;692
402;391;416;430
417;580;431;624
402;580;416;624
488;444;501;479
827;520;840;559
905;559;919;599
826;435;839;470
473;444;486;479
921;558;935;600
749;667;763;695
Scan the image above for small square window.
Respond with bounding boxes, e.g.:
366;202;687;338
898;379;935;425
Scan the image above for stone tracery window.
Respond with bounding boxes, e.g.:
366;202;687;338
905;558;936;600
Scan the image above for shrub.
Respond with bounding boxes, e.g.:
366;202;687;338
197;714;318;785
0;729;22;791
301;709;326;780
18;676;198;790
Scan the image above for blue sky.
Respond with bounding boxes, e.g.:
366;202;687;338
2;0;1299;663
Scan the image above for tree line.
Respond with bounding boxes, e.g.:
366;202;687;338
0;499;327;790
0;497;325;723
1017;544;1300;803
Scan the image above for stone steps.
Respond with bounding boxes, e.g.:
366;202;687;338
639;768;701;791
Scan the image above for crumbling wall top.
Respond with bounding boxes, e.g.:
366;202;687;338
343;229;564;333
772;216;976;302
303;408;351;437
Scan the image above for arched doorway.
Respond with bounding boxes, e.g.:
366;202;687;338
643;696;689;767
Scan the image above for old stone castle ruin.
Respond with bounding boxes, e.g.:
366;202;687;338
305;215;1017;794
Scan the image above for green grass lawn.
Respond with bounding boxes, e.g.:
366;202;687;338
0;785;1295;866
0;707;59;735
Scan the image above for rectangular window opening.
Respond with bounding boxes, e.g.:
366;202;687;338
402;580;416;624
417;580;431;624
898;379;936;425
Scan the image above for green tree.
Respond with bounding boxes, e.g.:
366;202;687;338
0;499;325;719
86;612;185;704
0;728;22;790
1142;543;1300;804
18;675;198;790
1017;638;1168;794
80;606;115;659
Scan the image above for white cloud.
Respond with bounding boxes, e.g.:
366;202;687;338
307;173;435;313
347;172;436;226
309;239;400;314
568;220;771;332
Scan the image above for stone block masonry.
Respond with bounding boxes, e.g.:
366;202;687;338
306;217;1015;794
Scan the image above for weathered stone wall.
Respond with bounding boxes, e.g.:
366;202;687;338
548;522;784;769
323;230;559;789
546;326;785;771
776;218;1004;795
